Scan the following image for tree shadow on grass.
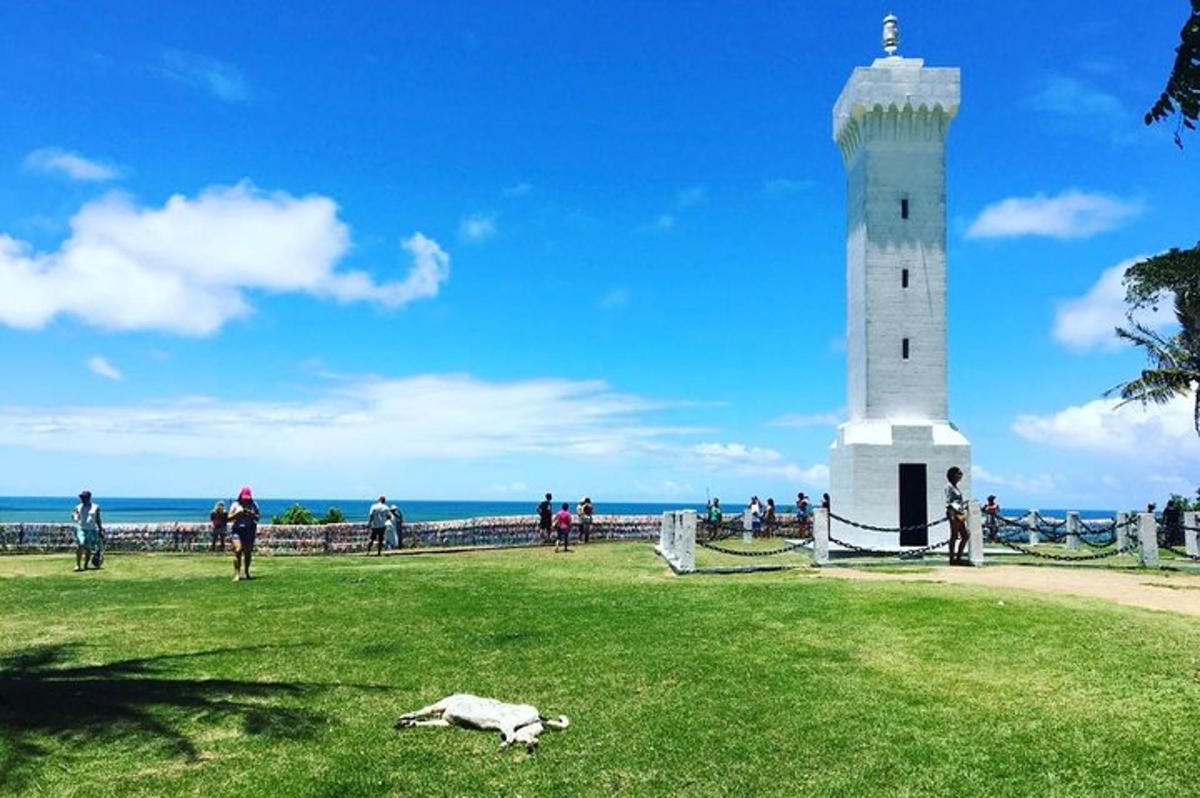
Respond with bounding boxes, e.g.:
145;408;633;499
0;643;328;789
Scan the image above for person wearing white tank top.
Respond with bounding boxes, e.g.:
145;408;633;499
72;490;104;571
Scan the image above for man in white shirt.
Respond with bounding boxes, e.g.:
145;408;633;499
368;495;390;556
72;490;103;572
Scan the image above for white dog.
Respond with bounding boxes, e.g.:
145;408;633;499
395;693;569;751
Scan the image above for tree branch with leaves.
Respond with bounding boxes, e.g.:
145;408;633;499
1146;1;1200;147
1106;244;1200;434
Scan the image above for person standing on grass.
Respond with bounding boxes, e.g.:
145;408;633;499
537;492;554;544
1163;499;1183;546
577;497;594;544
554;502;573;553
210;501;229;551
707;498;723;538
72;490;103;572
763;498;778;536
384;505;404;550
749;496;763;537
796;492;812;536
229;487;260;581
368;495;390;556
945;467;969;565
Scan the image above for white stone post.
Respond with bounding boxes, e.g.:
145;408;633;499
677;510;696;573
1065;511;1081;551
811;507;830;566
1116;511;1130;552
1185;511;1199;558
967;501;984;566
1026;509;1039;546
659;511;677;562
742;511;752;545
1137;512;1159;568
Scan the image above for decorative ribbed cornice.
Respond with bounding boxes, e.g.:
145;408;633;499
833;60;960;161
835;103;955;162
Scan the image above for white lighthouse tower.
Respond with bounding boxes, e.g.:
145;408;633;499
828;15;971;548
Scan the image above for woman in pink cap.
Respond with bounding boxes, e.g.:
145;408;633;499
228;486;261;581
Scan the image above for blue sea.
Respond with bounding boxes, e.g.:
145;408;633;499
0;496;712;524
0;496;1118;524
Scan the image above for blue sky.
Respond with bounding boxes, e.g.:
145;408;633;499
0;1;1196;508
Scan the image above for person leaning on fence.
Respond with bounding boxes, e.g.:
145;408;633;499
982;495;1000;539
210;501;229;551
553;502;573;553
229;487;260;581
72;490;103;572
537;493;554;544
368;495;390;556
577;497;594;544
945;467;969;565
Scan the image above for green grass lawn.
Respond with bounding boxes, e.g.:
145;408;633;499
2;543;1199;797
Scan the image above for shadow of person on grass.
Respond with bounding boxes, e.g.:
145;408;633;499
0;643;328;789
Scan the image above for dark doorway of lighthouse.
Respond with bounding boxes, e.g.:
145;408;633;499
898;463;928;546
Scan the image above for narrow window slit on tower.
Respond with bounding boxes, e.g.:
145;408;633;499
902;338;910;360
901;268;909;288
900;198;909;219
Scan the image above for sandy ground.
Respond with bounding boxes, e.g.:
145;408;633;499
819;564;1200;617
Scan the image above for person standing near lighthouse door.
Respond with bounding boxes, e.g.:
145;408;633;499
945;467;968;565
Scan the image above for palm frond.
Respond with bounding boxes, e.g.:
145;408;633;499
1105;368;1193;405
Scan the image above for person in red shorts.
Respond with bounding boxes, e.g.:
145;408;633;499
553;503;573;553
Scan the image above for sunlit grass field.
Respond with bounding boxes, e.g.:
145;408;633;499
2;544;1199;797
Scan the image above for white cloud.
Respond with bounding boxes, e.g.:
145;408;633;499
1013;394;1199;461
597;288;628;310
0;182;449;336
972;465;1060;496
675;185;707;207
86;356;122;381
480;480;530;495
966;190;1142;240
769;411;843;428
160;50;250;102
690;442;828;486
762;178;815;197
0;374;705;463
458;212;497;242
502;182;532;198
23;148;122;182
1053;256;1176;351
1029;75;1124;118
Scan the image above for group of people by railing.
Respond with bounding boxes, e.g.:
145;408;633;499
700;491;832;540
10;488;661;573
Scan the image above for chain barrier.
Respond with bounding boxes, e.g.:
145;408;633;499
828;513;949;534
1036;515;1068;530
1078;534;1119;550
988;536;1138;562
828;535;953;559
1161;543;1200;561
696;538;812;557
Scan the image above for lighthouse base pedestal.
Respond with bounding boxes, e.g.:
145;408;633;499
828;420;970;549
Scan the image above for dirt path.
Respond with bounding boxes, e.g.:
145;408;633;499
818;564;1200;617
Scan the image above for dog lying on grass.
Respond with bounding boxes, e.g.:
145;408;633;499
395;693;570;751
